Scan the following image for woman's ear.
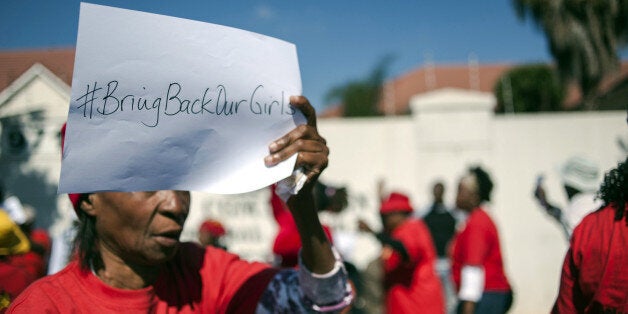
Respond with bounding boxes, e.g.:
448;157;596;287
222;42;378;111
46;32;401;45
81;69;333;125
80;193;97;217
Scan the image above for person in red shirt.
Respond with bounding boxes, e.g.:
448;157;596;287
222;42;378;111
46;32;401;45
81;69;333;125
359;192;445;313
0;210;37;312
270;182;340;268
198;219;227;250
9;96;353;313
552;157;628;313
451;166;512;314
7;206;50;279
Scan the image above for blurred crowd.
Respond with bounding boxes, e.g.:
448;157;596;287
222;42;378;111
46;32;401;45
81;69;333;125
0;187;51;310
1;151;627;313
164;154;626;314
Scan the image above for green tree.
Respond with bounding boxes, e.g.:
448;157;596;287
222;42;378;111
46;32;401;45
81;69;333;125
513;0;628;110
494;64;565;113
325;56;393;117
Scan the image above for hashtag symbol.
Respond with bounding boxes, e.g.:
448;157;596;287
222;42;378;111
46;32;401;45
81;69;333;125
75;82;102;119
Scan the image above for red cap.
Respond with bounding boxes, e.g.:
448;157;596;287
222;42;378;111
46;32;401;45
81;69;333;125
199;219;226;237
380;192;414;214
61;123;83;213
30;229;51;255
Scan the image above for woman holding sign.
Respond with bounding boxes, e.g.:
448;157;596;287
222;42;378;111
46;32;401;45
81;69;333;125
8;97;352;313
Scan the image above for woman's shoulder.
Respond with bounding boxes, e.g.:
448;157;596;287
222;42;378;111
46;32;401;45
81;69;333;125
8;261;81;312
177;242;265;271
571;204;617;237
32;260;81;288
470;207;495;223
392;219;432;246
459;208;498;236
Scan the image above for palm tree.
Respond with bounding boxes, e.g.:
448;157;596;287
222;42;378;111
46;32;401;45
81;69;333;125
513;0;628;110
325;55;394;117
494;64;565;113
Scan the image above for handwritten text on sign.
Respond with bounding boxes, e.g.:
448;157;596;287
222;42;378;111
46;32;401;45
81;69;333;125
58;3;305;195
76;81;296;127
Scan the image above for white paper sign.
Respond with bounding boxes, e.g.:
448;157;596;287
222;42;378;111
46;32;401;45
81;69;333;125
59;3;306;194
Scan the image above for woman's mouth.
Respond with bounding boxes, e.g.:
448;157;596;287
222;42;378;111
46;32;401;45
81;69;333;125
153;230;181;247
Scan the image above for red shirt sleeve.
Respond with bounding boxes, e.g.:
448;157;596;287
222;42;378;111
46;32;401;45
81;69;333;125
460;215;489;266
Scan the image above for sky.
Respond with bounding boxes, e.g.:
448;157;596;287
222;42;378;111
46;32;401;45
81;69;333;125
0;0;602;112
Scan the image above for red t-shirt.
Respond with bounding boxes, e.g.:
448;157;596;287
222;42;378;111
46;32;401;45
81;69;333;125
383;219;445;314
451;208;511;293
8;243;278;313
552;204;628;313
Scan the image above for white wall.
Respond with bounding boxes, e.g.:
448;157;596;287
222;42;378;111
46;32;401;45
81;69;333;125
313;110;626;314
183;108;625;314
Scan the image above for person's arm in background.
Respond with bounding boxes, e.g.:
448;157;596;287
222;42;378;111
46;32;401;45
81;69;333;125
376;178;387;203
458;265;485;314
357;220;410;262
534;179;570;239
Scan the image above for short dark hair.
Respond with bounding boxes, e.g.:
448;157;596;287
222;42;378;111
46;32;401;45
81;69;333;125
597;157;627;224
470;166;494;202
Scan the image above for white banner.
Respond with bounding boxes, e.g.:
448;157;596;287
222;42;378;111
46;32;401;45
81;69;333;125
59;3;305;194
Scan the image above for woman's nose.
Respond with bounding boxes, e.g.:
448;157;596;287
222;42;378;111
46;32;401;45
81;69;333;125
157;190;190;224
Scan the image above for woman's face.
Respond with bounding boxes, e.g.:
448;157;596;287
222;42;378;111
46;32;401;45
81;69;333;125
455;180;479;212
380;212;406;234
85;191;190;266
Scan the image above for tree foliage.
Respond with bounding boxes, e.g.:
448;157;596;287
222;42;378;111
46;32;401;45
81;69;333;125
325;56;393;117
513;0;628;109
494;64;566;113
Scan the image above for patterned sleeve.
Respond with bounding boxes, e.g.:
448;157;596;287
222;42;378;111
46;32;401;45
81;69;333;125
255;248;354;313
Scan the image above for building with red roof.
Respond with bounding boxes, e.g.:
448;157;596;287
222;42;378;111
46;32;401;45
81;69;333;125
321;61;628;118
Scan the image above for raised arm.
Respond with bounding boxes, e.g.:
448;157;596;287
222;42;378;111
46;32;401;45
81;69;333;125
259;96;352;313
534;184;570;238
264;95;334;274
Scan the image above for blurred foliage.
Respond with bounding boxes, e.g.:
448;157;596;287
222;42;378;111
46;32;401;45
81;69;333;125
325;56;393;117
494;64;566;113
513;0;628;110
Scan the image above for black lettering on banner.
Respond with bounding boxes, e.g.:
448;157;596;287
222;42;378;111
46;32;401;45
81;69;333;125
98;80;120;116
75;82;102;119
215;85;243;115
74;80;294;127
